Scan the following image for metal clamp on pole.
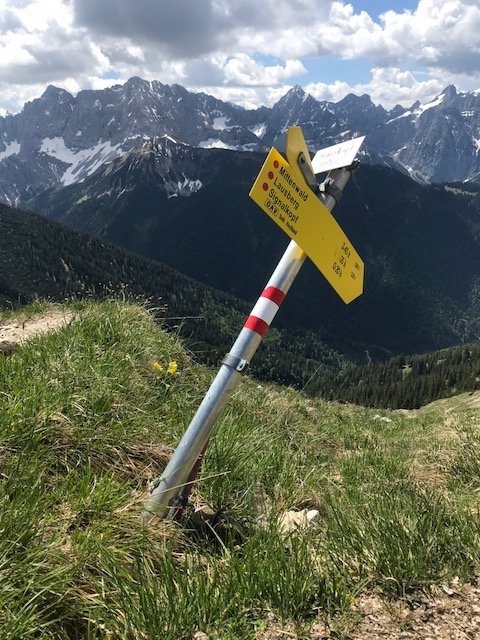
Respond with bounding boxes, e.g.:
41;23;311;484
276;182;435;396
318;177;344;204
318;159;360;205
298;149;346;205
221;353;250;373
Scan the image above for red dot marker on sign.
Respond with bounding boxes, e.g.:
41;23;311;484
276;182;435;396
273;160;279;168
268;171;274;179
262;182;268;191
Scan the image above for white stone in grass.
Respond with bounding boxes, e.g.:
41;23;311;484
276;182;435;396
278;509;320;535
373;414;393;423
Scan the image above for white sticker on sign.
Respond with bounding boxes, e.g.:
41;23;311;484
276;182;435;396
311;136;365;174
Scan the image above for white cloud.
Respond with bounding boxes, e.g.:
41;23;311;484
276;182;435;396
322;0;480;74
10;0;72;31
221;55;306;87
0;33;37;68
72;0;332;59
305;80;363;104
306;68;444;108
0;0;479;115
434;69;480;94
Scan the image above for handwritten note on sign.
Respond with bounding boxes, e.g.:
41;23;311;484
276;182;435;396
311;136;365;174
249;147;364;304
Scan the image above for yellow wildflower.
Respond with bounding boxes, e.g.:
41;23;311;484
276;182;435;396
151;361;164;373
167;361;178;375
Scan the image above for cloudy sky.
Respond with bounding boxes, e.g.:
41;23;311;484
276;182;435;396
0;0;479;116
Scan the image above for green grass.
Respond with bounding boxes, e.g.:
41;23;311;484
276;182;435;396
2;300;480;638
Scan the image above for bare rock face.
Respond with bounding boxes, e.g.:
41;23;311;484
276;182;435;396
394;86;480;182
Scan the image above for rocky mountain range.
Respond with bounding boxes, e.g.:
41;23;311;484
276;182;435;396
1;77;480;206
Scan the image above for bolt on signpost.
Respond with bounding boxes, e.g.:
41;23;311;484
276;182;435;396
143;126;365;523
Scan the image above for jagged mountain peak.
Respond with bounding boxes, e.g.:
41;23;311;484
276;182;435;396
337;92;373;107
389;104;408;118
442;84;457;98
290;84;306;96
125;75;151;88
274;84;310;108
40;85;73;102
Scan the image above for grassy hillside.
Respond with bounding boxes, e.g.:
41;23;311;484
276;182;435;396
2;300;480;638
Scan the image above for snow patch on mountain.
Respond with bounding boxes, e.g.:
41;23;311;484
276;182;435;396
249;123;266;138
0;140;20;162
212;116;231;130
417;93;445;115
165;176;202;198
387;111;414;124
198;138;237;150
387;94;445;124
40;137;123;185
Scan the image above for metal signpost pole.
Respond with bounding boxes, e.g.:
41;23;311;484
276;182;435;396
142;161;357;523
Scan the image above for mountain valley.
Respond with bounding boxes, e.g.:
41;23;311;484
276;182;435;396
25;137;480;359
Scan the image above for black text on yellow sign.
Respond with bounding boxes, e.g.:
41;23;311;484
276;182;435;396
249;147;364;304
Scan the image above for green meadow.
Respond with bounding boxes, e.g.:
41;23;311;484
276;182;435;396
2;300;480;639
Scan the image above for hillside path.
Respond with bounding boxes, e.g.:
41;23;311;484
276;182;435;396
0;309;74;353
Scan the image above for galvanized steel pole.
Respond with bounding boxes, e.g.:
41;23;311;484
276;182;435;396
142;163;357;523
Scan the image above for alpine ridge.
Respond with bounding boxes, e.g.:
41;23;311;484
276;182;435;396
1;77;480;205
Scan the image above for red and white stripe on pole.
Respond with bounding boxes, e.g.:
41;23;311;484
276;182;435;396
243;285;286;337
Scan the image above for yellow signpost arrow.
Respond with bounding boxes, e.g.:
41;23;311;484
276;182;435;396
285;125;316;180
249;145;364;304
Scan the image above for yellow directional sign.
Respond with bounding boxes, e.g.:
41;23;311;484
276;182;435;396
249;146;364;304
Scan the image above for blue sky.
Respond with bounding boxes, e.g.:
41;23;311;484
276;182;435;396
354;0;419;18
293;0;421;88
291;56;374;87
0;0;479;115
